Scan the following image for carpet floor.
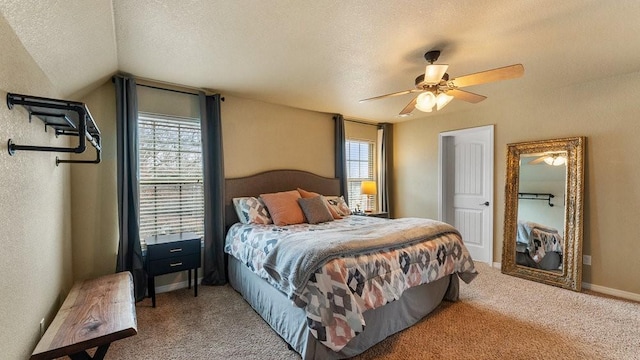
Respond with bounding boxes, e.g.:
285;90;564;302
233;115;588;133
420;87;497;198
107;263;640;359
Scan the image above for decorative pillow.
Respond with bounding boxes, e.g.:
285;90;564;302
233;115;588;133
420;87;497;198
325;195;351;216
232;197;272;225
297;188;342;219
260;190;305;226
298;196;334;224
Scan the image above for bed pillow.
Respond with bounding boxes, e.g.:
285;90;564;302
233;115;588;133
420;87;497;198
298;196;334;224
325;195;351;216
232;197;273;225
297;188;342;219
260;190;306;226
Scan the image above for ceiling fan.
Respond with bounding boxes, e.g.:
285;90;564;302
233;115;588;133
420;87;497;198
528;153;567;166
360;50;524;116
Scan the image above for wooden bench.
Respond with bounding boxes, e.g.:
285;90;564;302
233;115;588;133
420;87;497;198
31;272;138;360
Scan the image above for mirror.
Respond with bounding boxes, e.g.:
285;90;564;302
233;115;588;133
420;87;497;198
502;137;585;291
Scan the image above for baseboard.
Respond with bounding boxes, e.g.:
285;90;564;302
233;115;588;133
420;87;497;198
582;282;640;302
489;262;638;302
155;277;203;294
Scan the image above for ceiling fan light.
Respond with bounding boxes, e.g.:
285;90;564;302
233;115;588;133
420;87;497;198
424;64;448;85
436;92;454;110
415;92;436;112
543;155;566;166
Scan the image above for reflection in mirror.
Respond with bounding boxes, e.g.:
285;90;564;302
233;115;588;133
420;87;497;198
502;137;585;291
516;152;567;272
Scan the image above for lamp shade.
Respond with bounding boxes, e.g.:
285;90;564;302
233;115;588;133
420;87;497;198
415;92;436;112
424;64;448;85
436;92;454;110
361;181;377;195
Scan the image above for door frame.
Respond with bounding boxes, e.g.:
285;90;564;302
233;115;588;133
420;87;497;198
438;125;494;264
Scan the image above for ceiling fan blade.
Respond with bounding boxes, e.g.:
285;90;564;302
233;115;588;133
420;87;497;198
449;64;524;88
359;89;420;102
528;156;547;165
399;96;418;115
447;89;486;103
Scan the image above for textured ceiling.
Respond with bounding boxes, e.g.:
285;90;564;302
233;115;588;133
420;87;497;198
2;0;640;123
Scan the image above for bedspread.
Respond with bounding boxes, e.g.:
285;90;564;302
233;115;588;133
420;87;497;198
225;216;477;352
517;221;564;262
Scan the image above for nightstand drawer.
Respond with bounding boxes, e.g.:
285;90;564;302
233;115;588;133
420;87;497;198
147;239;200;260
148;254;201;276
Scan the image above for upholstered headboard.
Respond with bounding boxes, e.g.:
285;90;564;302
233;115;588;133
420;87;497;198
224;169;341;229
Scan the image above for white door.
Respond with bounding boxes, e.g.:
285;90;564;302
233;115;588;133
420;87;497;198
438;125;493;264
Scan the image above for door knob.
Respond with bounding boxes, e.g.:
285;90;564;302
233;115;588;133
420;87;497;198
480;201;490;206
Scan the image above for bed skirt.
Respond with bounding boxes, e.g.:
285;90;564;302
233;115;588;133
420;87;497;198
228;256;459;359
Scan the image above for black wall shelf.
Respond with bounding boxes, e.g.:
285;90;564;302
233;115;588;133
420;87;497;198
6;93;101;165
518;192;555;207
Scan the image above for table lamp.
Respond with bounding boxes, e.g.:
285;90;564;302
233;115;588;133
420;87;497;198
361;181;377;212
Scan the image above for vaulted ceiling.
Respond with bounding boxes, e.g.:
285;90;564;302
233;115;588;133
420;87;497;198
1;0;639;122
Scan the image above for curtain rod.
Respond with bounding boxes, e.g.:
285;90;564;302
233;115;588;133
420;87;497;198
134;77;218;97
136;83;199;97
346;118;378;126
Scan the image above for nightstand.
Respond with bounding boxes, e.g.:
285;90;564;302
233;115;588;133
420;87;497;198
145;232;201;307
354;212;390;219
365;212;389;219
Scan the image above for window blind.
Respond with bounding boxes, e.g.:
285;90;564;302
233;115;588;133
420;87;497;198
345;139;375;212
138;113;204;244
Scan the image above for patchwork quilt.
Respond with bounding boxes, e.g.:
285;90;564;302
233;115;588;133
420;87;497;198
224;216;477;352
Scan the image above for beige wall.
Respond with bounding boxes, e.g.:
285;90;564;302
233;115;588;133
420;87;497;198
393;70;640;296
138;85;200;118
0;16;73;360
345;120;377;142
72;81;119;281
222;94;334;178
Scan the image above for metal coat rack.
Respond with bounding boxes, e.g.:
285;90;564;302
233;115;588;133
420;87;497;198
518;192;555;207
6;93;101;165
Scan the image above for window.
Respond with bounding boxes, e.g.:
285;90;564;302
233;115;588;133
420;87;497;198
138;113;204;244
345;139;375;212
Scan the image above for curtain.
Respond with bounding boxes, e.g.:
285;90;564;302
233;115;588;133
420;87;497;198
334;114;349;200
200;93;227;285
377;123;392;214
114;74;147;301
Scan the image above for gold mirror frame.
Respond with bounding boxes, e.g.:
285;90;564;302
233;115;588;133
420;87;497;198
502;137;585;291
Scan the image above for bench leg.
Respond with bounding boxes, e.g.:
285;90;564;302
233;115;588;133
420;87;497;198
69;343;110;360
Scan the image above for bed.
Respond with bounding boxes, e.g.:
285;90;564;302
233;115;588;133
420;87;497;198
223;170;477;359
516;221;563;270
